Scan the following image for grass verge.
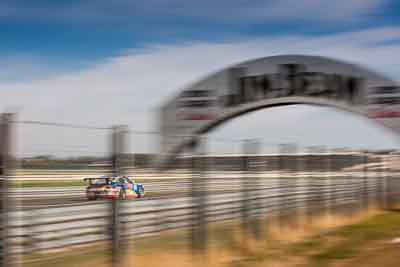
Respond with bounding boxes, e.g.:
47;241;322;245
21;208;400;267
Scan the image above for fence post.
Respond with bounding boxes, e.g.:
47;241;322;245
109;125;126;267
240;141;250;235
326;148;333;217
311;146;326;216
242;139;261;238
190;136;207;254
362;152;369;211
350;151;358;214
305;147;314;221
319;146;330;217
292;143;299;224
0;113;15;267
296;147;305;220
381;153;389;210
278;143;298;225
277;144;286;225
357;151;364;213
376;154;385;210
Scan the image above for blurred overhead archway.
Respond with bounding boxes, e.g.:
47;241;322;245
158;55;399;166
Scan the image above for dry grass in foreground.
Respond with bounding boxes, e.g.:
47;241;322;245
26;207;400;267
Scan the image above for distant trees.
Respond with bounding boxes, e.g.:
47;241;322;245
20;155;109;169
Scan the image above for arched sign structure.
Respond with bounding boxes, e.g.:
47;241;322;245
159;55;399;166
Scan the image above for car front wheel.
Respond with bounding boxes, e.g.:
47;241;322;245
87;192;97;201
137;187;145;198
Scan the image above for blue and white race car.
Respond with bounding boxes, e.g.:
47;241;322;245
84;176;145;200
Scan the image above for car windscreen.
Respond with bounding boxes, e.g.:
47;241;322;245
90;179;109;185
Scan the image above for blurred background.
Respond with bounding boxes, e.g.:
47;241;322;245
1;1;400;267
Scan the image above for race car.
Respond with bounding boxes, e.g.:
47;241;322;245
84;176;145;200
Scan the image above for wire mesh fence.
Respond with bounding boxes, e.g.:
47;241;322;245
1;113;400;267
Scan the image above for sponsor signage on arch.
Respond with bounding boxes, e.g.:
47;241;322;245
221;64;363;108
159;55;400;157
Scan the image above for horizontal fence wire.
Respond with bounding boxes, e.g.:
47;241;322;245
12;120;112;130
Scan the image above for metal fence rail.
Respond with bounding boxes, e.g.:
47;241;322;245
5;174;389;263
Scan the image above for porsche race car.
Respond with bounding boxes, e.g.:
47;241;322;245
84;176;145;200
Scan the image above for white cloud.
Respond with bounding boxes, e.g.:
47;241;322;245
1;27;400;156
0;55;62;82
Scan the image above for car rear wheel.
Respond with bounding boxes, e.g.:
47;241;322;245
119;189;127;200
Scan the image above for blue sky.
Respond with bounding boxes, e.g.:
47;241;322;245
1;0;400;155
1;0;400;80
